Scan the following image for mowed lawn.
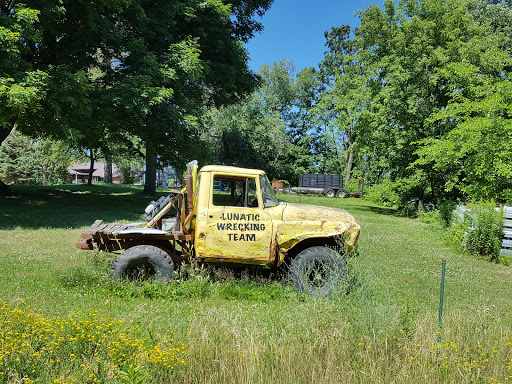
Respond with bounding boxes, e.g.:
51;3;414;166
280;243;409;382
0;184;511;383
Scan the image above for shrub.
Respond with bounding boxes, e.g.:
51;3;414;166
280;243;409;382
438;200;457;228
364;180;400;207
451;201;503;262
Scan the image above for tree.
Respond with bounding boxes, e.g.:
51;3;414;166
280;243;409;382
316;25;370;185
414;43;512;201
204;99;290;180
354;0;506;202
0;132;76;185
0;1;130;193
100;0;273;195
1;1;274;195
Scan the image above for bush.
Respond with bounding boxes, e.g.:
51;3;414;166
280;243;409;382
438;200;457;228
364;180;400;207
451;201;503;262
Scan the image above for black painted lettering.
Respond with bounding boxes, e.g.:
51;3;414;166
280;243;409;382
247;234;256;241
217;223;225;230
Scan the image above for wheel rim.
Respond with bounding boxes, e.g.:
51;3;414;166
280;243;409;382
306;260;330;288
325;190;335;198
124;257;157;280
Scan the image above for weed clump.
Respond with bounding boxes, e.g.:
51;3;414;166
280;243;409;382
451;201;503;262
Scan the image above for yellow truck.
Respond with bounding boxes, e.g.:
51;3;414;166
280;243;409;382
78;161;361;296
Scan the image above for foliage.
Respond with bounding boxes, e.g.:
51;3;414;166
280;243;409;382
353;0;512;203
100;0;273;195
0;132;76;185
316;25;370;185
363;180;400;207
203;60;328;183
414;57;512;201
438;200;457;228
451;201;504;262
0;0;275;195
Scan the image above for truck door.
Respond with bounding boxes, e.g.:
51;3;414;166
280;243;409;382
203;174;273;264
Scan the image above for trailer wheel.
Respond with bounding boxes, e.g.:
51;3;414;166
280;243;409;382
112;245;175;282
288;246;347;297
336;189;348;198
324;189;336;198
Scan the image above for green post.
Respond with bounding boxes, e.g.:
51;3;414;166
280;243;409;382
437;259;446;343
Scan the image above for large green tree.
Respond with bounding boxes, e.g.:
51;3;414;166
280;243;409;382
99;0;273;194
316;25;372;185
1;0;273;195
0;1;128;194
354;0;512;202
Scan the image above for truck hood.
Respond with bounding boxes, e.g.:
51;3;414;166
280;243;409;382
282;202;357;224
276;202;360;258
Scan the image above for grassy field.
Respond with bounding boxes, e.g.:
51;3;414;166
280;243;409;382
1;184;511;383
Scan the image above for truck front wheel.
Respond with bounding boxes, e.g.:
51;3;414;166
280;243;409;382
112;245;175;282
288;246;347;297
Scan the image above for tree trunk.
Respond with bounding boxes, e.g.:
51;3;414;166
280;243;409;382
88;149;95;185
0;179;13;196
0;118;17;196
344;115;355;186
344;142;354;186
104;154;113;184
42;162;48;186
144;141;157;195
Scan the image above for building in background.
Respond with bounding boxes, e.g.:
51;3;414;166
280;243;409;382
68;162;121;184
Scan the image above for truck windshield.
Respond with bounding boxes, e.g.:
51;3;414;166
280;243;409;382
259;175;279;208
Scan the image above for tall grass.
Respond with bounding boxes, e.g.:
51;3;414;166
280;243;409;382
0;185;511;383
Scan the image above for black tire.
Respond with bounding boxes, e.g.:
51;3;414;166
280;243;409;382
336;189;348;198
288;246;347;297
112;245;175;282
324;189;336;198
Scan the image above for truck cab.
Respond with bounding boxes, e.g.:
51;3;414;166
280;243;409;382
194;165;360;266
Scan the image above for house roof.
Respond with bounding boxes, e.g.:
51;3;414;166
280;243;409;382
68;162;121;178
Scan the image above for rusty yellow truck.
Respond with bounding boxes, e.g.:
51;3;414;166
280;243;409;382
78;161;361;296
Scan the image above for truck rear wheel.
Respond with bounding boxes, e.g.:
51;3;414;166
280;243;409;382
288;246;347;297
324;189;336;198
336;189;347;198
112;245;175;282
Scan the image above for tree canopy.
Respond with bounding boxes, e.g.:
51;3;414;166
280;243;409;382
0;0;273;194
2;0;512;204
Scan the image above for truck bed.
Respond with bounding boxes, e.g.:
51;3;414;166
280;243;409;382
77;220;191;252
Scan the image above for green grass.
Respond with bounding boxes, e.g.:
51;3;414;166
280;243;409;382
1;185;511;383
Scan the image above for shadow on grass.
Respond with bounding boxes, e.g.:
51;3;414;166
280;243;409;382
0;183;172;230
351;204;397;217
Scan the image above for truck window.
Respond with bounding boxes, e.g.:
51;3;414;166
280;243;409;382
260;175;279;208
212;176;258;208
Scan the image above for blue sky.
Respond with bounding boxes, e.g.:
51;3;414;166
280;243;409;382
245;0;384;73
